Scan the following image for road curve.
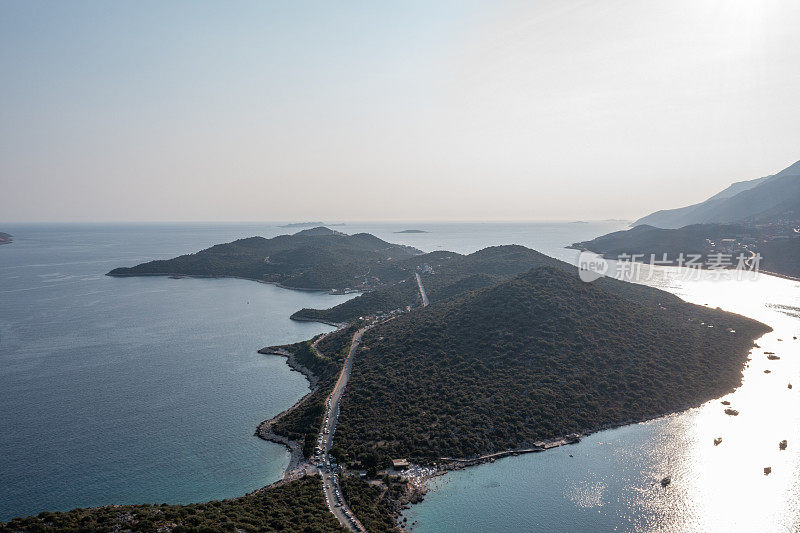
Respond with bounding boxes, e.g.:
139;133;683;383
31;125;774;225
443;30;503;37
316;326;371;532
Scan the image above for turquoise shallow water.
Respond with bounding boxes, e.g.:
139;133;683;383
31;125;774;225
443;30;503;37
0;224;354;521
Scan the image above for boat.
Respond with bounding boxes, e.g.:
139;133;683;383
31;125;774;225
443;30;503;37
779;440;788;450
660;476;671;488
764;467;772;475
721;400;731;405
724;408;739;416
714;437;723;446
767;354;781;360
789;383;793;389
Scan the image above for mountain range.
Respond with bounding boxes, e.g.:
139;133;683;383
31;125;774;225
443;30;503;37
635;159;800;228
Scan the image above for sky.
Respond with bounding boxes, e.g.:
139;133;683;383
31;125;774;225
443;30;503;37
2;0;800;223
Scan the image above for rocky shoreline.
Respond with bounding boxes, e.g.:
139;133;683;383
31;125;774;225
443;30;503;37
104;271;364;295
392;380;766;525
287;314;344;328
254;346;320;479
258;346;320;389
251;325;765;529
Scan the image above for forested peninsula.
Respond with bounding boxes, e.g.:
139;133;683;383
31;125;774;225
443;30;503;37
9;231;770;532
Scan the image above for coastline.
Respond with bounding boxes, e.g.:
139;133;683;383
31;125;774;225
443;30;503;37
398;394;757;522
250;326;766;529
569;246;800;282
288;315;344;327
106;271;364;295
254;346;319;480
395;328;769;518
106;255;775;530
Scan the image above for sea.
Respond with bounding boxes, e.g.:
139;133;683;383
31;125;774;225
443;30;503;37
1;221;799;531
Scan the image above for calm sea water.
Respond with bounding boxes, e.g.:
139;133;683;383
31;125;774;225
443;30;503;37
5;221;796;531
0;224;355;521
397;242;800;531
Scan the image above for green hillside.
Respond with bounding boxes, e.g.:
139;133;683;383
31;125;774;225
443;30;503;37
292;245;569;323
0;477;344;533
107;227;421;291
333;266;769;464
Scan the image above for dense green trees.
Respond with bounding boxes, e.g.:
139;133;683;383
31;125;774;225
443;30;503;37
293;245;570;324
340;477;404;533
270;326;359;456
107;228;421;291
334;266;770;464
1;477;345;533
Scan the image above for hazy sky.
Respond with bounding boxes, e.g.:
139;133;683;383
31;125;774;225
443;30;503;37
2;0;800;223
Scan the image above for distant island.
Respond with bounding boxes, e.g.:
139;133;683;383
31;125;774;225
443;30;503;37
279;221;327;228
393;229;428;233
0;232;12;245
17;233;770;531
106;227;422;292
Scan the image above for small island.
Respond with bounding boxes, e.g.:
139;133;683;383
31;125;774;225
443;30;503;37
279;221;327;228
393;229;428;234
0;232;12;245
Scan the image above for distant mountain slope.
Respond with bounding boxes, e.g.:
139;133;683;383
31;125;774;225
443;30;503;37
635;159;800;228
571;224;756;258
572;223;800;279
333;266;769;462
107;227;421;291
761;238;800;278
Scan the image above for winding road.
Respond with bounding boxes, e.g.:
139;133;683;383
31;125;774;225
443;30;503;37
415;272;429;307
316;326;371;532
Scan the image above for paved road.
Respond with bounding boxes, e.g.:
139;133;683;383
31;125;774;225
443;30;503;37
315;326;370;532
415;272;429;306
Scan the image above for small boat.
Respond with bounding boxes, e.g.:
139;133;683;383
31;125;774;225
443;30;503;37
767;354;781;360
764;467;772;475
789;384;793;389
779;440;788;450
764;370;772;374
721;400;731;405
714;437;723;446
660;476;671;488
724;408;739;416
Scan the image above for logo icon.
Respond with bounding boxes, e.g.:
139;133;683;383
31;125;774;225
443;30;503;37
577;251;609;282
